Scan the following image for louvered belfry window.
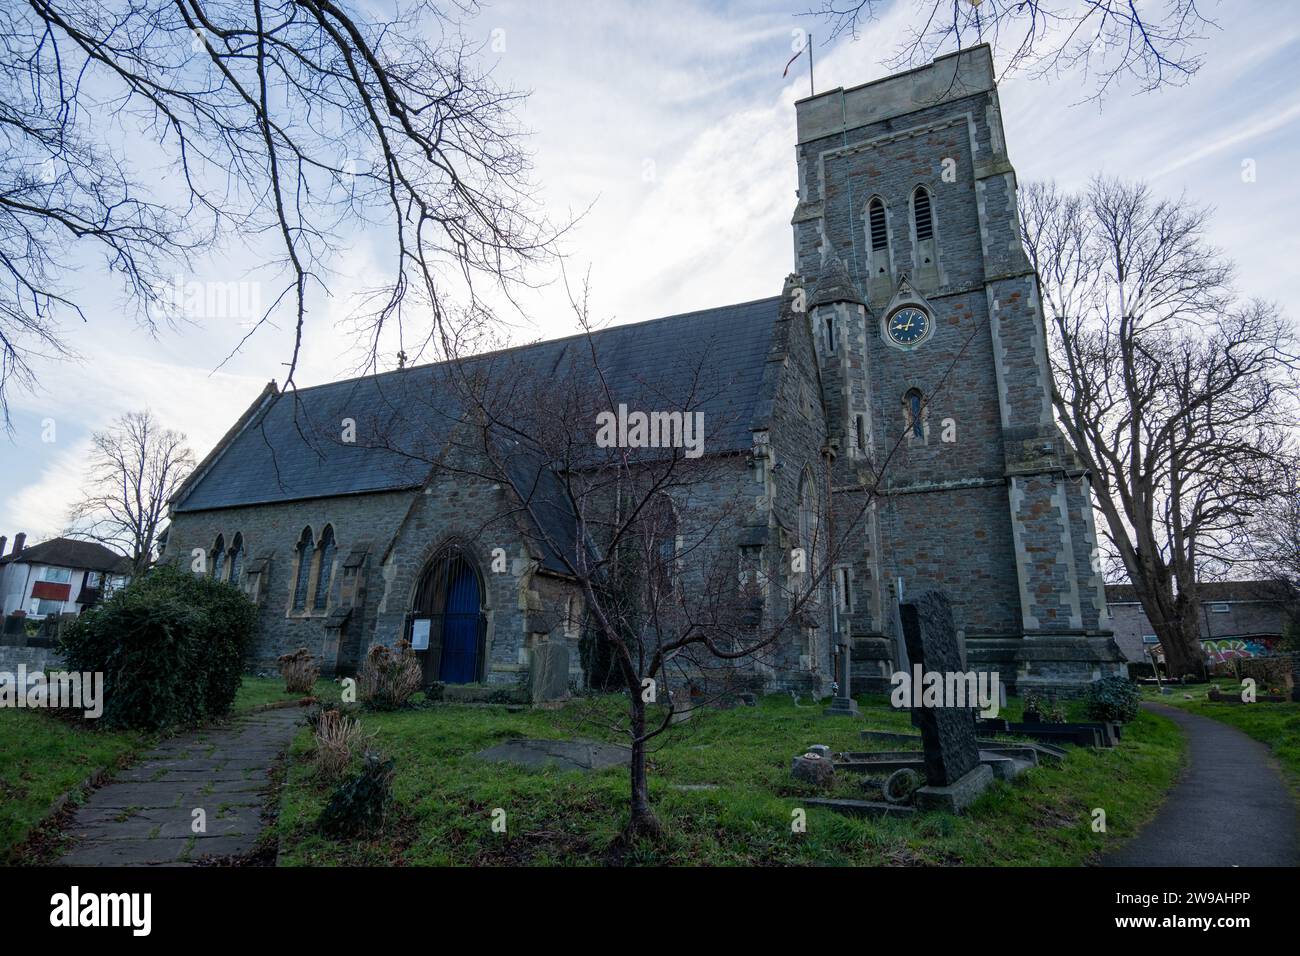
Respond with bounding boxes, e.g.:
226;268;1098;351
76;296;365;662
869;199;888;250
913;187;934;242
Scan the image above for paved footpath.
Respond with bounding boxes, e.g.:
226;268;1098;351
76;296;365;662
58;707;303;866
1106;701;1298;867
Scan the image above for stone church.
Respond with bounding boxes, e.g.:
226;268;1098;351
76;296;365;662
162;45;1125;696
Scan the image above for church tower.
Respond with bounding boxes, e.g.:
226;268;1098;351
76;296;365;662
791;45;1123;692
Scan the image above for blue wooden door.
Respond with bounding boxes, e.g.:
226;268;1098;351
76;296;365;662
439;563;481;683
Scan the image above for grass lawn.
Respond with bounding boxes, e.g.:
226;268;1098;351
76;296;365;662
1143;683;1300;797
233;674;335;714
0;709;146;857
276;690;1185;866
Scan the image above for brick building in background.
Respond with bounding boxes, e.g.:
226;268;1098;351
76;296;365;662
1106;580;1296;668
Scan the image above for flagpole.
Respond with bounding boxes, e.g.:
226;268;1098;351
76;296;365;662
809;33;814;96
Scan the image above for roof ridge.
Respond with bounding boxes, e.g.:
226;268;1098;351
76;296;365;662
284;295;784;398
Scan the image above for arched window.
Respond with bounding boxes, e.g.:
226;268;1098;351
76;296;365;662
868;198;888;251
292;527;314;610
646;495;678;599
855;414;867;451
797;467;818;580
210;535;225;580
564;594;581;640
905;388;925;440
228;533;244;585
313;525;336;610
913;186;934;242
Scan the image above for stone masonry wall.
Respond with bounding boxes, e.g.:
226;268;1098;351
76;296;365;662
365;461;578;688
790;46;1121;688
163;490;416;673
758;278;835;692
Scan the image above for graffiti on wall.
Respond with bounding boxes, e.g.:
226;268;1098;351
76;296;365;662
1202;637;1276;665
1142;637;1278;665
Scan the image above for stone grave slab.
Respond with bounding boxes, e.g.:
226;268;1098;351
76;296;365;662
472;738;630;772
858;728;1065;764
802;797;917;819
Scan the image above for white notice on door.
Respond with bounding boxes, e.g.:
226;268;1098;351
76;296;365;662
411;618;431;650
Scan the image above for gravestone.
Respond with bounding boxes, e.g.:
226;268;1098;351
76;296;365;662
528;641;570;703
899;590;993;812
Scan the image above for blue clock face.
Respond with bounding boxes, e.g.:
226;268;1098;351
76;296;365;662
886;307;930;346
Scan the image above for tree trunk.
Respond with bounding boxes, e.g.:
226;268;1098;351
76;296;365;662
1159;605;1206;682
1128;557;1206;684
623;694;662;842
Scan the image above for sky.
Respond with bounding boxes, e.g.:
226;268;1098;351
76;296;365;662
3;0;1298;544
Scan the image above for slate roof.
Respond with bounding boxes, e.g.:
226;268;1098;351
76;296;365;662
174;296;783;514
1105;580;1296;605
0;537;131;573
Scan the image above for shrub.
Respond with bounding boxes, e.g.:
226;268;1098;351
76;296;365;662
312;707;369;783
317;752;395;837
59;563;256;730
1084;675;1142;724
277;647;320;695
358;641;422;711
1021;690;1065;723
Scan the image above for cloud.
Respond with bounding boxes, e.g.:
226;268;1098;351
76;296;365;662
4;436;95;542
1;352;266;538
2;0;1297;534
1149;98;1300;180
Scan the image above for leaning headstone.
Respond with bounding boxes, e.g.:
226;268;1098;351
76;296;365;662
528;641;570;703
899;590;993;813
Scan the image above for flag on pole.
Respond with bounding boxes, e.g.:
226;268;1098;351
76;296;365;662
783;33;813;96
782;43;805;78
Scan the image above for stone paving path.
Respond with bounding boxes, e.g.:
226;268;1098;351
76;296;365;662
1105;702;1298;867
58;707;303;867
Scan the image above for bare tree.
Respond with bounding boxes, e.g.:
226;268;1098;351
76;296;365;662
809;0;1214;99
1243;467;1300;591
450;313;853;839
1021;177;1300;681
0;1;563;424
68;409;196;573
343;274;977;843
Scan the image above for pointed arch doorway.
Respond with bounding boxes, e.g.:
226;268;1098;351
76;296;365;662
408;546;487;684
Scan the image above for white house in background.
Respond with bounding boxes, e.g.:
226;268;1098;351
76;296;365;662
0;533;133;620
